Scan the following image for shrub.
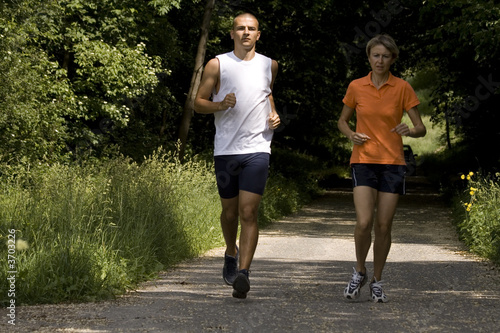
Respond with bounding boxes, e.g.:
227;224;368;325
259;173;303;226
259;148;322;226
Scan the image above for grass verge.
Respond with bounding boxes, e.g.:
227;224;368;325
0;149;317;305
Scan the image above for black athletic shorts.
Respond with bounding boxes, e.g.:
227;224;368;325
214;153;270;199
351;163;406;195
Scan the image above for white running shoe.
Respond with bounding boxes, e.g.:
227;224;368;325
370;278;388;303
344;267;367;299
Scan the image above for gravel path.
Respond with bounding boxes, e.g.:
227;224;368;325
2;177;499;332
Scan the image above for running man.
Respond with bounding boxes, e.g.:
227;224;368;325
194;12;280;299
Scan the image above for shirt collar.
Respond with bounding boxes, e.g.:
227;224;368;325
363;72;396;87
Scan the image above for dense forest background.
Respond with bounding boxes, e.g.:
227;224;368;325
1;0;499;173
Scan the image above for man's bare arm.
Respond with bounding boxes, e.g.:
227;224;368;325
194;58;236;114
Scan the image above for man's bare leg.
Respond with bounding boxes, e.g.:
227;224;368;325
237;190;262;270
220;196;239;257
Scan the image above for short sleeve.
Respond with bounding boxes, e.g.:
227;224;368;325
342;82;357;109
403;81;420;111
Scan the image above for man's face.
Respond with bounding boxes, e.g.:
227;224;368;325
230;15;260;49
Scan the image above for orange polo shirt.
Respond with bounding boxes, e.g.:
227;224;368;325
342;72;420;165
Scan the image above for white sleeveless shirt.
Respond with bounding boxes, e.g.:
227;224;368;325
212;51;274;156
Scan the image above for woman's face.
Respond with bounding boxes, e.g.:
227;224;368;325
368;44;395;76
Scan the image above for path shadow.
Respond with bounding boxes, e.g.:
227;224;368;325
24;257;497;332
5;176;500;333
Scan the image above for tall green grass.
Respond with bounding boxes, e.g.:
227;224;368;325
0;149;316;305
0;150;315;305
0;152;222;304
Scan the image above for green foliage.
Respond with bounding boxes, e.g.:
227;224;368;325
73;40;161;126
419;0;500;67
0;0;173;164
414;0;500;170
0;14;75;165
454;172;500;264
149;0;185;15
259;173;303;226
1;0;499;168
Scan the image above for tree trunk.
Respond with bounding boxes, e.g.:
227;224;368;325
445;101;452;150
177;0;215;161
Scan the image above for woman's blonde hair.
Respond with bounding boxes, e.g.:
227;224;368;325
366;34;399;59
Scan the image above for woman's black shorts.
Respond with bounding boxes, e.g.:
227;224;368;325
351;163;406;194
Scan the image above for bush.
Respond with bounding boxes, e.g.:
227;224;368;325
454;171;500;264
259;173;303;226
259;148;323;226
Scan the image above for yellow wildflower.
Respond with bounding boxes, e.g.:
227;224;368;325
461;174;465;180
469;171;474;176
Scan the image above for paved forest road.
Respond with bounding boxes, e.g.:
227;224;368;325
2;177;500;332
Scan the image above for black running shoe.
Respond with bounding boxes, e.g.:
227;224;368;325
223;246;238;285
232;269;250;299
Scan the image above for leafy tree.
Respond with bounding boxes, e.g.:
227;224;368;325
2;0;498;172
0;0;172;165
0;1;75;166
415;0;500;169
